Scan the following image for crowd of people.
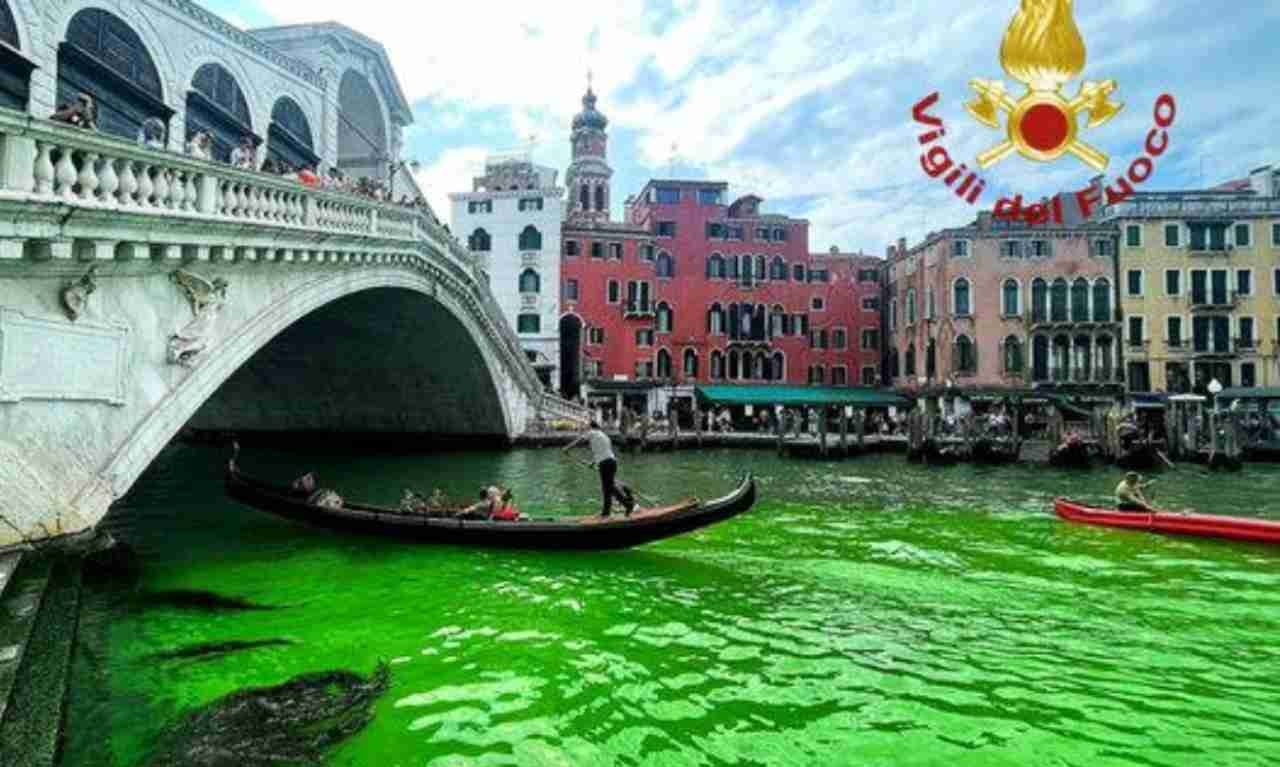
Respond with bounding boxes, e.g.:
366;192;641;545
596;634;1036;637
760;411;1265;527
48;90;445;224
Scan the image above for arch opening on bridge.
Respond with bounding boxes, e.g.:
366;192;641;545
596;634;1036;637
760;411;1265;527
188;287;510;442
337;70;388;184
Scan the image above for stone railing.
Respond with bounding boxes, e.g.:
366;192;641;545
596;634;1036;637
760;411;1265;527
0;107;546;408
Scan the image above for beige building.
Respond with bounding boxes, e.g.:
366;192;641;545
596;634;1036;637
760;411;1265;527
1101;165;1280;392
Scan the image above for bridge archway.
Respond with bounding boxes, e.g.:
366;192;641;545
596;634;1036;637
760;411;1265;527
337;69;388;182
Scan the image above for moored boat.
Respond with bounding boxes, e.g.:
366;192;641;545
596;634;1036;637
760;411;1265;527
225;447;756;550
1054;498;1280;545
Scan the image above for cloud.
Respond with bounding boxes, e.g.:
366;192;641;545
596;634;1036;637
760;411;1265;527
412;146;489;223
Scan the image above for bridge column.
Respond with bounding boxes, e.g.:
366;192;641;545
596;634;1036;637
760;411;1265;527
0;134;35;192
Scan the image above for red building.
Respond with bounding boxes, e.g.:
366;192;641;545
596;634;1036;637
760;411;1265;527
558;87;884;418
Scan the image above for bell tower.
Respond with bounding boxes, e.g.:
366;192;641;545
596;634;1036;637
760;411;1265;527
565;75;613;223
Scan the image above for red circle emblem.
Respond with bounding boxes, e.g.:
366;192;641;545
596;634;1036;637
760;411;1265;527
1020;104;1070;152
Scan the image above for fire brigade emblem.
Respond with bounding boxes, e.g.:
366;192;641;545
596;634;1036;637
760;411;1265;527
966;0;1123;171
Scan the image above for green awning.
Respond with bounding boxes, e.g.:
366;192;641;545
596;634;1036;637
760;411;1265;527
695;385;908;408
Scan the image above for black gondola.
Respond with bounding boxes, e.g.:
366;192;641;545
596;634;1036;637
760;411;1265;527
225;448;756;551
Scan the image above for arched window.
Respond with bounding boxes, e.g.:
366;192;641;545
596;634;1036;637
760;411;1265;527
469;228;491;252
1050;278;1069;322
754;352;767;380
1096;335;1114;381
927;288;936;319
1052;334;1071;381
953;278;972;317
926;338;937;379
1071;278;1090;321
727;254;740;280
1073;334;1092;381
728;349;740;380
1032;335;1050;381
268;97;318;170
906;288;917;325
755;255;767;281
1031;278;1048;323
793;264;806;283
0;1;30;109
1003;336;1024;375
1002;279;1020;317
707;303;724;335
188;63;254;164
770;257;787;280
889;347;900;379
905;344;917;376
657;349;672;379
518;268;540;294
772;352;786;382
519;225;543;251
954;335;977;374
711;351;725;380
707;254;725;279
656;252;674;278
61;9;169;141
656;302;673;333
684;349;699;378
739;256;754;288
1092;279;1112;322
728;303;740;340
594;185;605;212
770;304;785;338
579;185;589;211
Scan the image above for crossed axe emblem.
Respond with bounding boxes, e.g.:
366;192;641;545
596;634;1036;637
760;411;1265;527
966;78;1123;171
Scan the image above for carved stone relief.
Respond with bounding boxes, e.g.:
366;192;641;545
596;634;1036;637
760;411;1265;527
168;268;229;367
60;264;98;321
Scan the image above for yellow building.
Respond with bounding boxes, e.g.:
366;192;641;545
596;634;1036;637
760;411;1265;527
1103;165;1280;392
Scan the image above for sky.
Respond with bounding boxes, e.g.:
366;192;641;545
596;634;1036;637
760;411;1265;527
207;0;1280;256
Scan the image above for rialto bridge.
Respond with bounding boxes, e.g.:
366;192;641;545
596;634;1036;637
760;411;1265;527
0;0;584;546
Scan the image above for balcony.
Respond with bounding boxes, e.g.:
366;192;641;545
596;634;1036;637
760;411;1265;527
623;303;655;318
1188;245;1233;258
1235;337;1258;354
1187;291;1239;311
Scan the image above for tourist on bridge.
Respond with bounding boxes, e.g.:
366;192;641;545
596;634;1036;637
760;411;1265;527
50;93;97;131
1115;472;1156;512
230;135;256;170
563;421;635;517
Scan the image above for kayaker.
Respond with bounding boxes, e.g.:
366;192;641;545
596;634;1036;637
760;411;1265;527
1115;472;1155;512
563;420;636;517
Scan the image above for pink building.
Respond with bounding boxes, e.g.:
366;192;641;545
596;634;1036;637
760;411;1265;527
883;210;1121;395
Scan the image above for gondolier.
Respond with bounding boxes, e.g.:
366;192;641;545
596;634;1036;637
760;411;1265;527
564;420;636;517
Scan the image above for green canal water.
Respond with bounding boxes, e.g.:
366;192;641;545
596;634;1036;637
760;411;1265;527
63;443;1280;766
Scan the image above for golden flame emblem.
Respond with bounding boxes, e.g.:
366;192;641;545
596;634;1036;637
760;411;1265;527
966;0;1122;171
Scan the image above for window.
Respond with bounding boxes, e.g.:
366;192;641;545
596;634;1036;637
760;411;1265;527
811;296;825;311
1003;336;1023;375
1167;316;1183;348
1237;269;1253;296
710;351;725;380
1125;224;1142;248
858;269;880;283
654;252;674;278
636;329;654;347
906;288;918;324
1031;279;1048;322
1273;223;1280;247
656;303;673;333
738;257;754;288
518;268;540;294
609;243;622;260
1234;223;1251;248
636;359;655;379
861;328;879;350
563;240;579;257
1092;279;1111;322
564;279;579;301
518;197;543;212
889;298;897;332
588;327;605;344
904;345;917;376
770;257;787;281
1128;316;1145;346
727;225;744;240
1242;362;1257;388
654;187;681;204
626;281;653;313
707;304;725;335
706;222;725;239
698;189;722;205
1071;279;1090;321
468;228;491;252
833;328;848;349
773;227;788;242
1189;222;1229;252
808;365;826;384
1049;279;1068;322
1002;279;1020;317
756;227;771;241
590;242;604;259
1274;268;1280;296
656;221;676;237
1239;317;1255;348
707;254;726;279
1030;240;1051;258
755;255;768;281
862;296;880;311
1127;270;1144;296
1000;240;1022;258
683;349;699;377
953;278;971;317
656;349;672;379
954;335;976;374
641;244;655;262
517;313;540;333
807;269;830;284
1164;223;1180;247
518;225;542;251
584;360;603;378
927;289;936;320
1094;239;1113;257
467;200;492;214
1165;269;1182;296
793;264;806;282
832;367;849;386
607;279;620;304
1031;336;1049;381
952;240;970;258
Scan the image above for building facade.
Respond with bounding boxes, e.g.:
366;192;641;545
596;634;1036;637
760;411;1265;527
451;155;565;389
1102;165;1280;392
883;209;1121;395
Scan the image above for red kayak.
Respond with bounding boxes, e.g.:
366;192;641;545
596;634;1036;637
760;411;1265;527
1054;499;1280;545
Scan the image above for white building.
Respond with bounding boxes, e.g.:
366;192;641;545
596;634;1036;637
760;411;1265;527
451;153;565;390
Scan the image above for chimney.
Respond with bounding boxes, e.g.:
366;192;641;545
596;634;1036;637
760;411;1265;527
1250;165;1275;197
